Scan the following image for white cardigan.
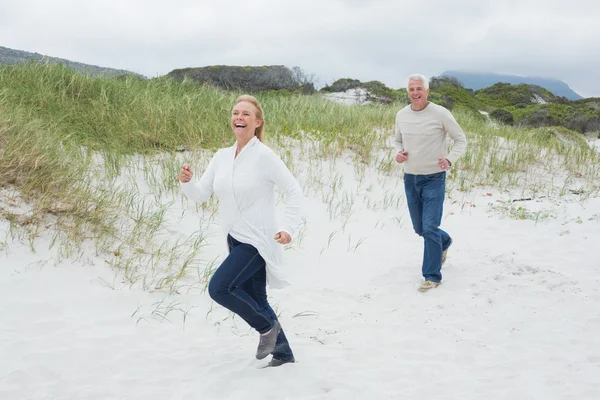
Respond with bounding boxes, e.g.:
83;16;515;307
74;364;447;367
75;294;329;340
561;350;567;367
180;137;304;288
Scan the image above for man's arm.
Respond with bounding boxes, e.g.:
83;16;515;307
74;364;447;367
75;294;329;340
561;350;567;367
441;110;467;165
394;112;405;153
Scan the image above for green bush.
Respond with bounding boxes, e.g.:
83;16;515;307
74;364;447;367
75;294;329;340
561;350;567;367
490;109;514;125
475;83;555;108
517;107;555;128
166;65;312;92
430;76;464;90
565;114;600;133
362;80;394;99
320;78;362;93
428;76;479;112
428;93;454;110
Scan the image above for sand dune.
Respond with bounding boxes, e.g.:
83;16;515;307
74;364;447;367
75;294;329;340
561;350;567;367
1;142;599;399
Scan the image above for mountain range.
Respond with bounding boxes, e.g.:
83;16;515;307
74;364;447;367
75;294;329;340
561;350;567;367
441;71;582;100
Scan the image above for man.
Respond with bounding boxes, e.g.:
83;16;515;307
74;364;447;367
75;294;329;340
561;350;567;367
395;74;467;292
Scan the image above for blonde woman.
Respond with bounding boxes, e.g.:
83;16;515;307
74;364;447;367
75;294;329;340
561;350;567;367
178;95;302;367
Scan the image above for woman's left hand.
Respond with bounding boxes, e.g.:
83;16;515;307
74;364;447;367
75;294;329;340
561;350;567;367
274;231;291;245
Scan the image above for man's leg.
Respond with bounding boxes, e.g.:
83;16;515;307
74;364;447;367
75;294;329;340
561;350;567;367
420;172;447;283
404;173;423;236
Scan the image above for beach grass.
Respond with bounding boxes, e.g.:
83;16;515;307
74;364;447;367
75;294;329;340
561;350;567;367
1;62;599;293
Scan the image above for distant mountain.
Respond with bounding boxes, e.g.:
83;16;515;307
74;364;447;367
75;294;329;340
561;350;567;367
0;46;145;78
440;71;582;100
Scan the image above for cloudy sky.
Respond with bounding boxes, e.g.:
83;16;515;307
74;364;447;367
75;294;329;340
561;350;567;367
2;0;599;97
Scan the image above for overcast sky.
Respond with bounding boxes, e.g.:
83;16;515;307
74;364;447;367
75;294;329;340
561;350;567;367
2;0;599;97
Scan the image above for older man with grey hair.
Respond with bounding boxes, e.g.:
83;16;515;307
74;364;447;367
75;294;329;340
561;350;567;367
395;74;467;292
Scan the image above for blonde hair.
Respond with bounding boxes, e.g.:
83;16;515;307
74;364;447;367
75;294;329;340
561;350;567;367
234;95;265;142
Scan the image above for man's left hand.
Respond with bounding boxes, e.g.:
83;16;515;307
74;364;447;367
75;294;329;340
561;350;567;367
438;157;451;171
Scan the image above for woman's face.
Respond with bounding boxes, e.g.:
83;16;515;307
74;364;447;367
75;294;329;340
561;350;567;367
231;101;262;140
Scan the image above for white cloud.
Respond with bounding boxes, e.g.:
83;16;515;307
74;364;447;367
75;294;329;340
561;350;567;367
1;0;599;96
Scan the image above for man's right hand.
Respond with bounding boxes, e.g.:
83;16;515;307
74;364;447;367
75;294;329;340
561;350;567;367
178;164;193;183
395;151;408;163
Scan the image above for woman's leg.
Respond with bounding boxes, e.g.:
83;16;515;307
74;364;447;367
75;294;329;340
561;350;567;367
240;264;295;361
208;236;274;334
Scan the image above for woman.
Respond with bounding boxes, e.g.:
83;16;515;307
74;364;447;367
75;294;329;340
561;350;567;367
178;95;303;367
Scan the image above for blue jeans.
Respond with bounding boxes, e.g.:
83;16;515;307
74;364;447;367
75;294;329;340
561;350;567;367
208;235;294;361
404;172;452;283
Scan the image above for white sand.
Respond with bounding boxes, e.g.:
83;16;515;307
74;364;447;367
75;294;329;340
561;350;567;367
1;143;600;400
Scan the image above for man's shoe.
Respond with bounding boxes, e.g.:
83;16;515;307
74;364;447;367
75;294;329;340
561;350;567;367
419;280;441;292
267;356;295;367
256;320;281;360
442;238;453;265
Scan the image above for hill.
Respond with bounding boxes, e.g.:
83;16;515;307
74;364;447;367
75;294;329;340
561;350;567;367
474;82;556;108
441;71;583;100
0;45;144;78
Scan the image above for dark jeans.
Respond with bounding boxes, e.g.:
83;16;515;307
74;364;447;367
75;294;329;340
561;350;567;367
404;172;452;283
208;235;294;360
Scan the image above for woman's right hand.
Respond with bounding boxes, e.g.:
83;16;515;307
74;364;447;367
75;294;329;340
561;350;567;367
178;164;193;183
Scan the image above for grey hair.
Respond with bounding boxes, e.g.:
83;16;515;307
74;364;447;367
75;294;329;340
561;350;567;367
406;74;429;91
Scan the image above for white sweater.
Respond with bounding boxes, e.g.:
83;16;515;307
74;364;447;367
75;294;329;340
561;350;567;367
395;102;467;175
180;136;304;288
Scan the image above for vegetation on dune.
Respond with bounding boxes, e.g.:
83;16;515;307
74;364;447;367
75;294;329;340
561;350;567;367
474;83;556;108
468;83;600;135
167;65;316;94
0;63;401;156
506;103;600;133
320;78;407;103
317;75;599;136
489;108;514;125
440;70;583;100
1;63;599;295
2;63;598;205
0;63;400;234
428;76;479;113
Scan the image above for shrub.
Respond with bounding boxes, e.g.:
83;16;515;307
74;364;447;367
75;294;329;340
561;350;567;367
430;76;463;90
565;114;600;133
550;96;571;105
361;80;394;98
428;93;454;110
517;107;555;128
320;78;362;93
166;65;313;92
475;83;555;108
428;77;479;112
490;109;514;125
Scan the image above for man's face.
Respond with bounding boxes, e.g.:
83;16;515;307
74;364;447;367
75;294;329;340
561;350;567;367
407;80;429;111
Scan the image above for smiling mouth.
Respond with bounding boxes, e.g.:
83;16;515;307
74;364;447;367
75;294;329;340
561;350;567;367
235;123;247;128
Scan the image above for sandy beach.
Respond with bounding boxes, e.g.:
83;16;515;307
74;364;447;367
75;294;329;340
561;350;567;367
1;137;600;400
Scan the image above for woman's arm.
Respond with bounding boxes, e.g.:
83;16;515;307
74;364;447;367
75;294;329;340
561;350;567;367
180;152;219;204
265;151;304;239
